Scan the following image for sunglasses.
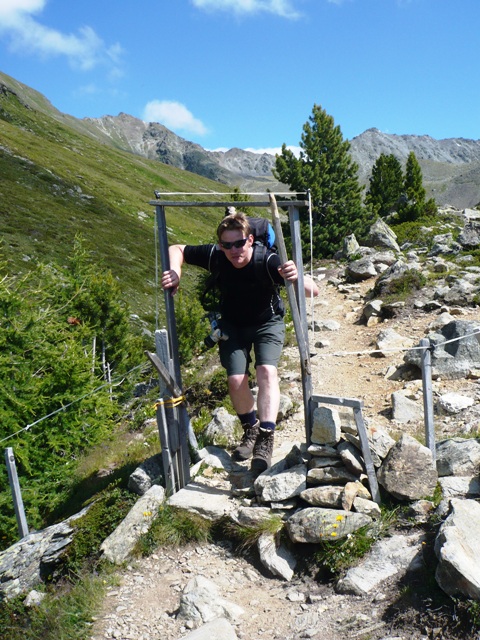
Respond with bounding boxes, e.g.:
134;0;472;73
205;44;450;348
219;237;249;250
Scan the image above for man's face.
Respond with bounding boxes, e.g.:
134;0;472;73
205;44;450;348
219;230;254;269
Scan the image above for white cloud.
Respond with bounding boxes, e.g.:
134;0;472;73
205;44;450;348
0;0;123;72
143;100;208;136
191;0;302;19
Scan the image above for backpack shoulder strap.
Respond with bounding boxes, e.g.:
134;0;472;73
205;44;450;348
252;244;276;286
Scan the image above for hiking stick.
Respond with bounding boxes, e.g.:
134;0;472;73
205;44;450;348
269;194;311;376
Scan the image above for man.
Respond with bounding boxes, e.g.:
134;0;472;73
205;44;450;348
161;212;318;473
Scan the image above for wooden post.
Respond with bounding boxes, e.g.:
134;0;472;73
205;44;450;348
420;338;436;461
152;331;189;492
5;448;29;539
155;205;195;478
288;205;309;341
287;204;313;445
270;195;312;445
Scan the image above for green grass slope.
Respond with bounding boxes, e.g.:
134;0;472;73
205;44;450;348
0;72;230;325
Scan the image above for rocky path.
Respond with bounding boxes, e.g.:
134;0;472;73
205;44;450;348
90;266;479;640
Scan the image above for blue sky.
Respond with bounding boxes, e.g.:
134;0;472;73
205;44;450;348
0;0;479;154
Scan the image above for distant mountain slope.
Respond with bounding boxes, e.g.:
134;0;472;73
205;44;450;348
1;69;479;209
84;112;480;209
82;112;284;192
349;128;480;209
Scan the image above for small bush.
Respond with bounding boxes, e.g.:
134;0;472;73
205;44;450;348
175;292;210;364
220;514;285;552
390;220;438;248
373;268;427;302
61;482;137;578
0;573;107;640
314;506;399;576
135;504;211;555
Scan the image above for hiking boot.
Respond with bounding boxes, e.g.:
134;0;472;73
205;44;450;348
232;420;260;461
251;428;274;474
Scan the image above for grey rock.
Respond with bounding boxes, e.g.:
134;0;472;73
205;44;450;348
167;479;236;521
179;618;238;640
24;589;46;607
345;257;378;282
286;507;372;543
128;453;163;495
205;407;238;446
340;233;360;259
260;464;308;502
436;437;480;476
257;533;296;581
101;485;165;564
404;320;480;379
307;466;359;486
377;434;438;501
307;443;340;458
437;392;475;414
300;485;344;508
311;406;341;445
234;506;273;527
375;328;414;356
352;497;382;518
337;532;424;596
438;475;480;499
362;299;383;322
0;506;90;600
337;440;366;476
308;456;343;469
365;218;400;252
177;575;244;627
277;393;294;420
391;390;424;423
435;498;480;600
458;223;480;249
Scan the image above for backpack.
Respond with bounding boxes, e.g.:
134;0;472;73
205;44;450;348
247;217;276;252
200;216;278;311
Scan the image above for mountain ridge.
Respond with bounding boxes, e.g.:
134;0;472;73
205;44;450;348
1;69;479;208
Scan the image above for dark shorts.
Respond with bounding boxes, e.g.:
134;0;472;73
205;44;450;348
218;314;285;376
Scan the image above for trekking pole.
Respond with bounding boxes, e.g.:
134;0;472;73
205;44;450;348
269;194;311;376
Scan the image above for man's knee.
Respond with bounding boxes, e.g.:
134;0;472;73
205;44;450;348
256;364;278;385
228;373;249;393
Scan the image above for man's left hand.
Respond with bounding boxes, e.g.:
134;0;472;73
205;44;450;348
278;260;298;282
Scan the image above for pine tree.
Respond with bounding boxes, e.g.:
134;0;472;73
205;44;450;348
397;151;437;222
274;104;372;257
365;153;404;218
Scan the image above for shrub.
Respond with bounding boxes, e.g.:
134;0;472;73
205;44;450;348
175;291;209;364
135;504;211;555
373;268;427;302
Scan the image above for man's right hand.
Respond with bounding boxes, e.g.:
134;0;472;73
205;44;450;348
161;269;179;295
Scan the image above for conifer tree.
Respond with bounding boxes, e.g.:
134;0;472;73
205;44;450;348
274;104;372;257
397;151;437;221
365;153;404;218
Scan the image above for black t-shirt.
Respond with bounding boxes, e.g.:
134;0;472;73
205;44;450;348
184;244;285;326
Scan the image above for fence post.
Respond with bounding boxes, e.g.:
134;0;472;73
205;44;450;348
420;338;436;461
4;447;29;539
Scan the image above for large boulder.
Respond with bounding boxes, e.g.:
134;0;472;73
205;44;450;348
404;320;480;379
377;434;437;501
435;499;480;600
365;218;400;252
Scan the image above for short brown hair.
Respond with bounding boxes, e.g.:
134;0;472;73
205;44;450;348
216;212;252;242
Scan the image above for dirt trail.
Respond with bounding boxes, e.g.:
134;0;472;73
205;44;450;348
91;266;479;640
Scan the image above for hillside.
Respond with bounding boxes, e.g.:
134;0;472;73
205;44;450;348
0;71;234;325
